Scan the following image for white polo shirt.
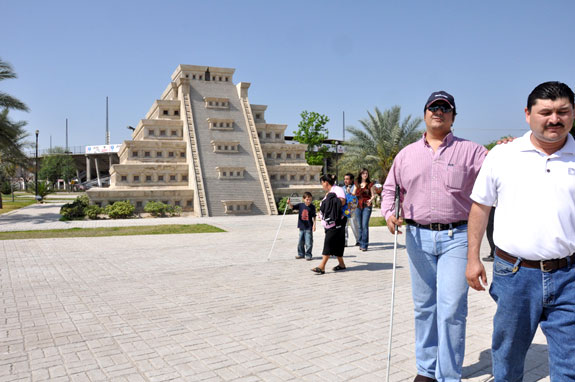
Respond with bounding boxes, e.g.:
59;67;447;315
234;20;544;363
471;131;575;260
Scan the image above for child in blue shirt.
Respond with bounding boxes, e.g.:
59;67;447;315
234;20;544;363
289;192;316;260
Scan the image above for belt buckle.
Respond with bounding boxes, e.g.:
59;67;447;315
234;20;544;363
430;223;439;230
540;260;552;273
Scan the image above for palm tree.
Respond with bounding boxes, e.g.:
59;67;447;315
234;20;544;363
0;58;29;208
341;106;422;183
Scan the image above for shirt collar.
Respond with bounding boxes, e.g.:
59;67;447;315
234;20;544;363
558;134;575;155
518;131;575;156
422;131;454;147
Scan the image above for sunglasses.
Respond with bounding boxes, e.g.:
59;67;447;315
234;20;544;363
427;104;453;113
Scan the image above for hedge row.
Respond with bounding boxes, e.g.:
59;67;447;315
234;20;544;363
60;197;181;220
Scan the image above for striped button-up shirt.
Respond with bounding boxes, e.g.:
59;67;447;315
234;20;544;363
381;132;487;225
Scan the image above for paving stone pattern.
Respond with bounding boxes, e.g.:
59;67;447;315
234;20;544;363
0;204;550;381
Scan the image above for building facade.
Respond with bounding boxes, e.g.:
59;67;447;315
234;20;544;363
87;65;323;216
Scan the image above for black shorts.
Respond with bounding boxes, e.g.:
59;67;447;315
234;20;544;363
322;226;345;257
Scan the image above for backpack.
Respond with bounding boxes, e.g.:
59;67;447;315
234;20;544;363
343;192;358;217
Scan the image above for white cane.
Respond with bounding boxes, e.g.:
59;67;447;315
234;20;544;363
267;193;298;262
386;185;401;381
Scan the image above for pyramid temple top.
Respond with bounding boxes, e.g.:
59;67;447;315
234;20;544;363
171;65;236;83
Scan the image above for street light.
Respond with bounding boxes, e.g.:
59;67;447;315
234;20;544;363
334;140;339;185
35;130;42;202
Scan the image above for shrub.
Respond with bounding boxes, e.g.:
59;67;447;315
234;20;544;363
76;195;90;208
105;201;135;219
277;196;294;214
85;205;102;220
27;181;54;200
144;201;167;217
60;195;88;220
313;199;321;211
166;205;182;217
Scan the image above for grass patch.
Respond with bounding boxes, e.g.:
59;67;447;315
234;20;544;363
0;198;36;214
0;224;225;240
369;217;387;227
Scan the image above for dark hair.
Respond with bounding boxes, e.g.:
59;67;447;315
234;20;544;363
303;192;312;199
527;81;575;111
320;174;337;186
357;168;371;184
344;173;354;182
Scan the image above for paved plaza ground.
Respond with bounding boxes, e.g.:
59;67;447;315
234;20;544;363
0;203;550;381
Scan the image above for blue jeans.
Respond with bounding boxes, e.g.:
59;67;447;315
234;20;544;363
405;224;469;382
490;254;575;381
355;206;371;249
297;229;313;258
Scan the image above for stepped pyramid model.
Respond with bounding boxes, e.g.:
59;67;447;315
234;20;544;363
87;65;323;216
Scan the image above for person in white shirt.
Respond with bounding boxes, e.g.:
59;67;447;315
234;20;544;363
466;81;575;381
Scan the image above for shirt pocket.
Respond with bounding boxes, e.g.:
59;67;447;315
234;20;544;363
446;164;468;190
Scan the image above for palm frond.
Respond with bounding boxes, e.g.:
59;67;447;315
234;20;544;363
342;106;423;182
0;93;29;111
0;60;17;81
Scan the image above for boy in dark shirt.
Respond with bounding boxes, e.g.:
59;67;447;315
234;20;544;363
289;192;316;260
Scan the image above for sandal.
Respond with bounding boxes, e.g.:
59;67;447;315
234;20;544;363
332;265;346;271
311;267;325;274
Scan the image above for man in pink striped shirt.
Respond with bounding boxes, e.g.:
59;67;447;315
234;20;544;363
381;91;487;382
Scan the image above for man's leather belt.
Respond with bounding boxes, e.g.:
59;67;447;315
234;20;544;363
405;219;467;231
496;248;575;272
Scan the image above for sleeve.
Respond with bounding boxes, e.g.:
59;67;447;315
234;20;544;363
470;148;497;207
334;186;346;200
473;144;488;178
310;204;316;218
381;155;402;220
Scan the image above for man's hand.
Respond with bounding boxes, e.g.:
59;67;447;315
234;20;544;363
386;216;403;234
496;136;515;145
466;202;492;291
466;258;487;291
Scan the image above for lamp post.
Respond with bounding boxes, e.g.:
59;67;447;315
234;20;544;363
334;140;339;185
35;130;41;202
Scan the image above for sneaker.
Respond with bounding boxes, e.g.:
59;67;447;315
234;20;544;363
306;257;313;261
482;254;494;262
295;256;305;259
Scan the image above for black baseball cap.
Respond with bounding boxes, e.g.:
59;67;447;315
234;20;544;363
425;91;456;114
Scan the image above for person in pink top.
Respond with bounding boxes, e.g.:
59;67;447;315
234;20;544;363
381;91;487;382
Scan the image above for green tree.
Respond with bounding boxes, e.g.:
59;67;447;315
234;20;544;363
293;111;330;166
0;58;29;209
341;106;422;182
39;147;77;188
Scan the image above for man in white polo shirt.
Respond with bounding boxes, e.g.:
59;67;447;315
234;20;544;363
466;81;575;381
